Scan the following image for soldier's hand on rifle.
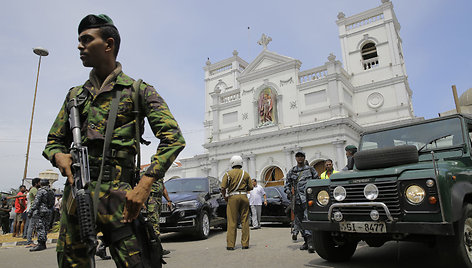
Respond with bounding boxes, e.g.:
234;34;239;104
123;175;154;223
55;153;74;185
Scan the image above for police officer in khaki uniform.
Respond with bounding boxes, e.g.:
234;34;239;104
221;155;253;250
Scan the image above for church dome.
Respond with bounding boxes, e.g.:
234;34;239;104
459;88;472;106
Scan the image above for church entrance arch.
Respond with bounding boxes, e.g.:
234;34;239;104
262;166;284;187
310;159;326;177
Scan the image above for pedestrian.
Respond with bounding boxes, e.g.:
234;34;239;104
342;145;357;171
249;179;267;230
221;155;253;250
42;14;185;267
320;159;339;179
284;151;318;253
28;179;55;251
9;185;27;237
25;178;41;247
0;197;11;234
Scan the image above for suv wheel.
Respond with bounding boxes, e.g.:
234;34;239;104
437;204;472;267
195;210;210;240
314;231;357;262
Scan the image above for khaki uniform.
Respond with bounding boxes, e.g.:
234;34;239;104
221;168;253;248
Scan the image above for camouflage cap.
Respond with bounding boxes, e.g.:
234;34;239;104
78;14;116;34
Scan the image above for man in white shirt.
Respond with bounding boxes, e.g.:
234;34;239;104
248;179;267;229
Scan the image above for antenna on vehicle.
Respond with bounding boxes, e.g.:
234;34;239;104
452;85;462;114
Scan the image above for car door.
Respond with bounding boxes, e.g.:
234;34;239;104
263;187;283;217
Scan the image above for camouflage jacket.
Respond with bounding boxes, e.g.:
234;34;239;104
284;165;319;205
42;71;186;180
29;186;54;217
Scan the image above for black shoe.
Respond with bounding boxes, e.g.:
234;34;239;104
162;249;171;255
308;248;315;253
242;246;249;249
226;247;235;250
299;242;308;250
30;242;46;252
292;234;297;241
307;236;315;253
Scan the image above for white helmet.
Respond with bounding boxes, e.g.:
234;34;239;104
230;155;243;168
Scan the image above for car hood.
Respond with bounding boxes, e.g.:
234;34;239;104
163;192;207;203
330;162;436;181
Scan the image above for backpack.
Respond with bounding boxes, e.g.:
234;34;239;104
46;189;55;209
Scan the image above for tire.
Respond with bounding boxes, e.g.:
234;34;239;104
355;145;418;170
437;204;472;268
195;210;210;240
313;231;357;262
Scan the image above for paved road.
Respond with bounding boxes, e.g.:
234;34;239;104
0;223;446;267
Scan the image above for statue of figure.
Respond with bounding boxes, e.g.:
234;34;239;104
258;89;274;124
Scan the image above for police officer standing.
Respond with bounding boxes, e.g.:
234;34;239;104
221;155;253;250
284;151;318;253
28;179;55;252
42;14;185;267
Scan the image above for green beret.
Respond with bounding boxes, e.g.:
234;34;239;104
345;145;357;151
78;14;116;34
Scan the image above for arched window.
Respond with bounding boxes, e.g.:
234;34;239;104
263;166;284;187
361;43;379;70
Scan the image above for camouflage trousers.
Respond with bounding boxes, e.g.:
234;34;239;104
32;212;51;242
57;180;142;268
147;180;163;235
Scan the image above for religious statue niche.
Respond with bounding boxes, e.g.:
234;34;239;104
258;88;277;127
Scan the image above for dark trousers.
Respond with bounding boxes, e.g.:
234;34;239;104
294;203;312;239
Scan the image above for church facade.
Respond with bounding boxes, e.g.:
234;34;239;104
165;0;417;185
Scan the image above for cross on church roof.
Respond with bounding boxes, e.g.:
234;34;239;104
257;33;272;50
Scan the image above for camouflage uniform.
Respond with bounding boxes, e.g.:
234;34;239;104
29;186;54;244
43;70;185;267
147;180;164;235
284;165;318;240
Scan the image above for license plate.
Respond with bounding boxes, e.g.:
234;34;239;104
339;221;386;233
159;217;166;223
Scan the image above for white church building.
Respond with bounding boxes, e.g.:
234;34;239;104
165;0;418;185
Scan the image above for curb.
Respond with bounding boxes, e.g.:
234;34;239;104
0;238;58;248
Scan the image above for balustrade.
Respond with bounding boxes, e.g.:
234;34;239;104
346;14;384;30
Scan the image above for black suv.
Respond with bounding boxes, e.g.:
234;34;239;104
160;177;226;239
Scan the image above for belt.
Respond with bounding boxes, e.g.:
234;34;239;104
228;191;247;196
89;165;136;184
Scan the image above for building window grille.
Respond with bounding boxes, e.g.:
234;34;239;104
361;43;379;70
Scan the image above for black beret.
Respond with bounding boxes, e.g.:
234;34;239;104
78;14;116;34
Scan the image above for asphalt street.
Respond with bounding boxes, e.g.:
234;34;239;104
0;223;447;267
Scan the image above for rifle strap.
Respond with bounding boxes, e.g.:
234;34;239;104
132;79;143;184
93;89;123;218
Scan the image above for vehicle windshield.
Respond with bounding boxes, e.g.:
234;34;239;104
165;178;209;193
360;118;464;152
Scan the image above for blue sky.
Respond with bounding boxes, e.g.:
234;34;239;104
1;0;471;191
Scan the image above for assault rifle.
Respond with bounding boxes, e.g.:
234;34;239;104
67;97;97;267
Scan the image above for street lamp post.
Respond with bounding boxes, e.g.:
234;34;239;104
22;47;49;185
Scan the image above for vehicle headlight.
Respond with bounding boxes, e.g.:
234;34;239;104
306;188;313;194
333;186;346;201
364;184;379;200
317;190;330;207
175;200;199;209
405;185;425;204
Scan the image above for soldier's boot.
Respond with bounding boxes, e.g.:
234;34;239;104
307;235;315;253
300;237;308;250
30;241;46;252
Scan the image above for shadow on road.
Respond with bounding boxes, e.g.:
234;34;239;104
304;241;444;268
161;228;225;243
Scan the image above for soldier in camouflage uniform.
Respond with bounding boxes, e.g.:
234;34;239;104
28;179;55;252
284;151;318;253
42;14;185;267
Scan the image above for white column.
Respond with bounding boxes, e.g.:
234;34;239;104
210;89;221;142
248;154;256;180
211;159;219;180
332;140;346;170
283;147;294;173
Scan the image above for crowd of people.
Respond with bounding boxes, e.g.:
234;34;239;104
1;179;61;252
